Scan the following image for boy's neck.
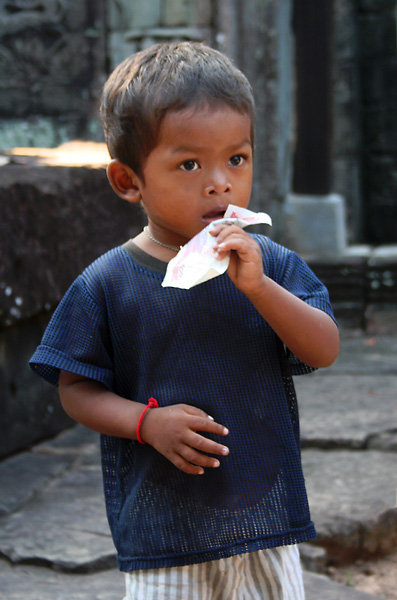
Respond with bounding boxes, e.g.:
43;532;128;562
132;231;178;263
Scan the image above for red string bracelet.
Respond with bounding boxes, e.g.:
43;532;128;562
136;397;158;444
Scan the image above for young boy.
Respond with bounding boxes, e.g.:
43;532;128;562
30;42;339;599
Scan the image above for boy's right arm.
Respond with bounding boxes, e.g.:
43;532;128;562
59;370;229;475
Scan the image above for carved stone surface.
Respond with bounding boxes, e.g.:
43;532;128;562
0;0;106;125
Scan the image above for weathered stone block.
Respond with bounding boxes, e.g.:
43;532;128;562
308;255;367;329
334;63;360;107
358;14;397;59
359;0;397;11
0;2;106;121
130;0;161;29
333;158;362;244
108;32;138;71
334;0;358;61
107;0;135;31
364;156;397;243
333;106;361;155
366;155;397;205
161;0;212;27
283;194;347;259
0;314;74;458
367;245;397;304
363;107;397;152
0;146;146;456
361;60;397;104
0;148;145;327
109;0;162;30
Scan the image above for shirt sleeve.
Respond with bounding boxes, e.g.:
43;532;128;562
29;274;114;389
256;235;337;376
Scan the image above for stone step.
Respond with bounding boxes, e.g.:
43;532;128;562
0;428;115;573
0;560;382;600
1;427;395;573
303;571;382;600
302;449;397;564
296;374;397;450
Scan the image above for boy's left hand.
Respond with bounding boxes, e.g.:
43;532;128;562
210;224;265;297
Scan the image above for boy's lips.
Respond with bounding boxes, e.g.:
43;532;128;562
201;208;226;224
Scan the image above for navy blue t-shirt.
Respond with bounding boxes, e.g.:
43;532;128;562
30;235;336;572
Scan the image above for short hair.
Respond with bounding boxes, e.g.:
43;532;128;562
100;41;255;180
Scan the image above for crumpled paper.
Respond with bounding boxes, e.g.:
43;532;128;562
162;204;272;289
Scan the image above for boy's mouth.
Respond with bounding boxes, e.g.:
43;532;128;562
202;208;226;225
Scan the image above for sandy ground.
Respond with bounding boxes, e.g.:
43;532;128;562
327;550;397;599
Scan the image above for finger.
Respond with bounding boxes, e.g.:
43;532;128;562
190;414;229;437
215;229;251;247
179;445;222;469
182;406;229;436
171;453;206;475
170;448;221;475
188;431;229;457
213;223;243;238
209;221;234;236
217;234;259;258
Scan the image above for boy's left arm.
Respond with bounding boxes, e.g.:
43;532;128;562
212;224;340;369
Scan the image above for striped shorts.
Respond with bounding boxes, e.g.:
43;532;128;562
123;545;304;600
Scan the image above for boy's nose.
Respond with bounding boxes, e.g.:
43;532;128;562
204;170;232;196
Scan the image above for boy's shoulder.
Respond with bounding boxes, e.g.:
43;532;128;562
76;245;134;294
82;244;129;276
251;234;301;265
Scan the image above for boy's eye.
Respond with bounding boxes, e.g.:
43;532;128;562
229;155;245;167
180;160;200;172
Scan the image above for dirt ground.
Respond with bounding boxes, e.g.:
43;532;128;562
327;550;397;599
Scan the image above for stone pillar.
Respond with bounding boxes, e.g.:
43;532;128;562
332;0;363;244
107;0;213;70
358;0;397;244
216;0;295;241
284;0;347;257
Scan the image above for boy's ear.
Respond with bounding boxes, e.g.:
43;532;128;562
106;159;143;204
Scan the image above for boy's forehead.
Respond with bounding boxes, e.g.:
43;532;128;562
159;105;253;145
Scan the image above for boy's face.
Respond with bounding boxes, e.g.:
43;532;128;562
136;105;253;248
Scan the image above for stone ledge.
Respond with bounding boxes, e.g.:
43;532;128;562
0;143;145;328
308;245;397;332
303;449;397;565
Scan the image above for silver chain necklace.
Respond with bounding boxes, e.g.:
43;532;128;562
143;226;180;252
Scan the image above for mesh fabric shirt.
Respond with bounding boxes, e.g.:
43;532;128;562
30;235;336;572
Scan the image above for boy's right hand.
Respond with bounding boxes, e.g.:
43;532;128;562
139;404;229;475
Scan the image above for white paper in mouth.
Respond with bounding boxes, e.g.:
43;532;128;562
162;204;272;289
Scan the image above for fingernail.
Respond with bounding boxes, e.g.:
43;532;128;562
222;446;229;455
208;415;214;420
213;460;220;468
223;427;229;435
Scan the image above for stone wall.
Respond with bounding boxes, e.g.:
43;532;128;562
0;0;292;229
333;0;363;243
108;0;213;70
333;0;397;244
0;0;293;457
0;148;145;457
358;0;397;243
0;0;107;149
